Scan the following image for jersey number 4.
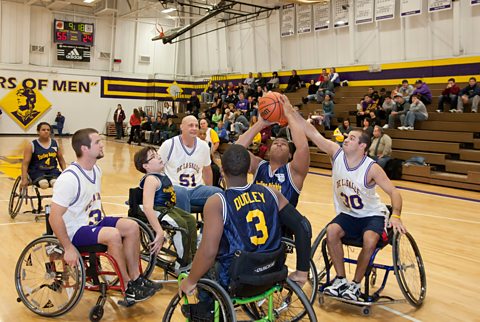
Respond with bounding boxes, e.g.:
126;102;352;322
246;209;269;246
179;174;197;187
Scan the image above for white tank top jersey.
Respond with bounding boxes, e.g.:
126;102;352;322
51;163;103;240
331;149;388;218
159;136;211;189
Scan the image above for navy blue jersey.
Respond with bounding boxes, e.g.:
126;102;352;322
216;184;282;287
28;139;59;173
139;173;176;208
253;160;301;207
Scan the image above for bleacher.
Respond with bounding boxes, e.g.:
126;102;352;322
287;84;480;191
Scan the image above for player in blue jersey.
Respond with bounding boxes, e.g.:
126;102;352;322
21;122;66;190
236;95;311;284
180;144;310;295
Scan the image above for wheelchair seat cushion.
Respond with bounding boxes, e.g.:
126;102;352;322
228;244;288;298
76;244;108;253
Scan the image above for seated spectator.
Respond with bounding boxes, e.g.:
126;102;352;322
52;112;65;136
234;82;243;95
186;91;200;116
369;125;392;169
21;122;66;190
211;108;223;127
356;95;377;127
367;87;380;102
223;107;235;133
247;96;257;118
391;84;401;98
378;88;387;107
210;92;223;110
233;110;250;137
215;121;229;143
152;116;167;145
199;119;220;155
398;80;414;102
378;92;395;121
316;76;335;103
161;101;174;117
329;67;341;87
165;117;178;139
248;115;262;154
219;82;227;100
285;70;301;93
412;80;432;105
321;94;334;130
302;79;319;104
224;89;239;106
399;94;428;130
437;78;460;112
267;71;280;90
253;72;267;89
386;94;410;129
317;68;329;83
333;119;352;146
243;72;255;90
454;77;480;113
362;118;374;138
307;110;323;126
235;92;249;114
201;83;214;103
141;116;155;143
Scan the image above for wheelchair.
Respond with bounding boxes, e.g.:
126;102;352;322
163;243;318;322
9;175;55;219
14;217;156;321
311;216;427;316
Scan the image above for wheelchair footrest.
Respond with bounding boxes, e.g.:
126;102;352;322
181;302;215;320
117;298;136;307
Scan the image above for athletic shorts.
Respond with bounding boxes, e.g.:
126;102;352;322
29;168;61;184
330;213;387;243
72;217;121;247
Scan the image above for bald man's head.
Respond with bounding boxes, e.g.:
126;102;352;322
181;115;199;139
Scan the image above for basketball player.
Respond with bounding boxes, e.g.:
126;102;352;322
180;144;308;294
297;108;407;301
236;95;311;284
158;115;222;213
21;122;66;190
49;128;159;303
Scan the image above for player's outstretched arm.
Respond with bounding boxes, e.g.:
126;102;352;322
236;117;271;174
304;121;340;157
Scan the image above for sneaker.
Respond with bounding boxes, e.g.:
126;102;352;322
342;282;362;301
436;109;442;113
473;110;477;113
456;109;463;113
135;276;163;292
397;126;406;131
125;280;155;302
405;126;414;130
450;109;456;113
324;277;348;297
382;124;389;129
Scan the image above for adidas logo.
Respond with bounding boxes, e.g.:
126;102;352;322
66;48;82;60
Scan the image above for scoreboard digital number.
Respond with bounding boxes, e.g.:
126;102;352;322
54;20;94;46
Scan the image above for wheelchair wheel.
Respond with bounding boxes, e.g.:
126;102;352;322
130;217;157;278
162;278;236;322
282;237;318;304
242;278;317;322
15;236;85;317
89;304;104;322
9;176;25;219
393;232;427;307
310;228;331;285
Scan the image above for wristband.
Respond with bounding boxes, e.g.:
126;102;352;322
391;214;401;219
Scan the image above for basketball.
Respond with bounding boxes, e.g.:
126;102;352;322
258;92;288;126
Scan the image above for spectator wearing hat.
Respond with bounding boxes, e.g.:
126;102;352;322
399;94;428;130
437;78;460;112
385;94;410;129
412;80;432;105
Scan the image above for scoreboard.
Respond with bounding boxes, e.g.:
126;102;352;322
54;19;94;46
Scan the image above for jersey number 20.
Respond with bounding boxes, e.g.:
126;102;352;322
246;209;269;246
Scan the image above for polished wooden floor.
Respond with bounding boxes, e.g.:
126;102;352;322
1;136;479;321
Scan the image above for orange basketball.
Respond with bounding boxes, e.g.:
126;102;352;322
258;92;288;126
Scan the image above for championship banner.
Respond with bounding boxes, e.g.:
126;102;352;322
375;0;395;21
297;4;312;34
428;0;452;12
313;2;330;31
57;44;91;62
401;0;422;17
333;0;349;28
281;4;296;37
355;0;374;25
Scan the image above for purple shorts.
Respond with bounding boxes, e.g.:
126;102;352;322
72;217;121;247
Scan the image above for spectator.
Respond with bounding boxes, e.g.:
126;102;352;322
165;117;178;139
235;92;249;114
369;125;392;169
378;88;387;107
233;110;250;137
316;76;335;103
128;108;142;145
454;77;480;113
199;118;220;155
378;92;395;122
138;106;146;118
224;89;238;106
152;116;167;145
317;68;329;83
329;67;341;87
285;70;301;93
398;80;414;102
113;104;126;139
356;95;377;127
362;118;374;138
186;91;200;116
223;107;235;133
302;79;319;104
321;94;334;130
201;83;214;103
52;112;65;136
437;78;460;112
243;72;254;89
267;71;280;90
211;107;223;127
215;120;229;143
253;72;267;89
161;101;174;116
399;94;428;130
412;80;432;105
253;85;264;101
386;94;410;129
210;92;222;110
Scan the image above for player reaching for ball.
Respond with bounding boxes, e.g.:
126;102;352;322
236;94;312;285
258;91;288;126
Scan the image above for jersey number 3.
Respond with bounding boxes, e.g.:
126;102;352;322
340;192;364;210
246;210;269;246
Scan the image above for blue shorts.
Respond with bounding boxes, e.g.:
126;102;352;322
72;217;121;247
330;213;387;243
29;168;61;184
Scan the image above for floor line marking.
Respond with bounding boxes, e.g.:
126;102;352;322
378;305;422;322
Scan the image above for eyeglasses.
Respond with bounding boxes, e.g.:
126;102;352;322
144;153;159;164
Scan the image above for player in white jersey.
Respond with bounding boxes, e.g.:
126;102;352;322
290;105;406;302
159;115;222;213
49;128;159;304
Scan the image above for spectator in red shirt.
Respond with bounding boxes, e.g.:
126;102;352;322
437;78;460;112
128;108;142;145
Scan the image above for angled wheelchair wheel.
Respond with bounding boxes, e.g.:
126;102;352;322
9;176;25;219
15;236;85;317
310;228;331;285
162;278;236;322
393;232;427;307
130;217;157;278
281;237;317;304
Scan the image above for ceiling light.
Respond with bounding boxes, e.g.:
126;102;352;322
162;8;177;13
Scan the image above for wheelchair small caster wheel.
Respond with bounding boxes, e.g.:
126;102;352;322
89;304;104;322
318;294;325;305
362;306;371;316
16;297;21;303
